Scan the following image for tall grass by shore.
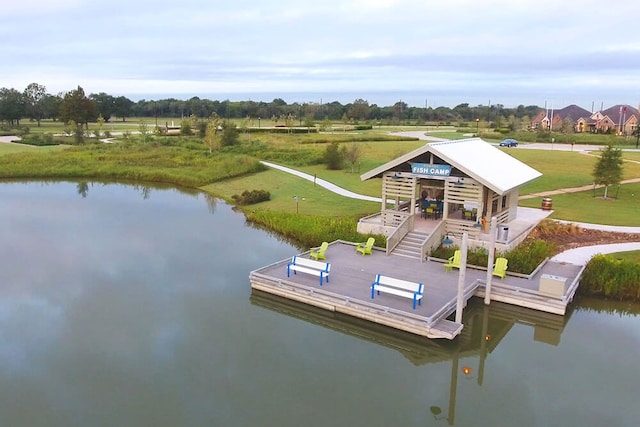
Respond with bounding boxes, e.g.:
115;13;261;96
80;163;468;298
0;138;264;187
2;130;640;300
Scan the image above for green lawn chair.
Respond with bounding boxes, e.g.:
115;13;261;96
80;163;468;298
443;250;461;272
492;257;508;279
309;241;329;260
355;237;375;255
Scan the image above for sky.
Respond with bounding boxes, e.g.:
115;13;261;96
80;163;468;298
1;0;639;109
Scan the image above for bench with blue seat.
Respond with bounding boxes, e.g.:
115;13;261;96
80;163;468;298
287;256;331;286
370;274;423;309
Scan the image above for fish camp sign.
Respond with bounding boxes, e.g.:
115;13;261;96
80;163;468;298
411;163;451;177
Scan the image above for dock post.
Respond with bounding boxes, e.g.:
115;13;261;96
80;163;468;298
484;216;497;305
455;232;468;324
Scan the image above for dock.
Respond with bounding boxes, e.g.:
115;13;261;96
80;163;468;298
249;241;583;340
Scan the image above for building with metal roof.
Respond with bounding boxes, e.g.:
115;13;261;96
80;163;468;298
358;138;544;255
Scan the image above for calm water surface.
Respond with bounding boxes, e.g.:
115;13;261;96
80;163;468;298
1;181;639;427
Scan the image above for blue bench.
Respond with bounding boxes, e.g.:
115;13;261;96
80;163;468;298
287;256;331;286
371;274;423;309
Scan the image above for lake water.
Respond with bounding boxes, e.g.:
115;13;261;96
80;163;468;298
1;181;639;427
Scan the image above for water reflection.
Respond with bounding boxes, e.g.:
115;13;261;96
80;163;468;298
2;181;640;427
251;291;571;425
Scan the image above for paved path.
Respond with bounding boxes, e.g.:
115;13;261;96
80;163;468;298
5;132;640;265
260;161;381;202
518;178;640;200
262;133;640;265
0;136;22;143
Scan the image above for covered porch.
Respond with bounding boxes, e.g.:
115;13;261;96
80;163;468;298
357;138;543;256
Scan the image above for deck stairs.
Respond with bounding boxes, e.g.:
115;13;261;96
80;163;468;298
391;230;429;260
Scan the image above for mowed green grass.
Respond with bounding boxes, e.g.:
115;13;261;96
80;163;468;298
0;142;66;154
506;149;640;195
519;181;640;225
608;251;640;262
19;118;176;134
3;127;640;226
201;168;380;217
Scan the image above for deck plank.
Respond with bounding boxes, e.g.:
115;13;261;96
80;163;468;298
250;241;580;339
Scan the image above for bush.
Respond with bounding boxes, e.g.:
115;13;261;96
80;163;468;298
180;120;193;136
354;124;373;130
578;255;640;300
430;245;489;267
221;121;239;147
232;189;271;205
244;210;385;249
324;142;343;170
15;133;58;146
430;238;555;275
502;239;555;274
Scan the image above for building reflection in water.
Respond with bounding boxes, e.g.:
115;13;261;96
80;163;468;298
250;291;572;425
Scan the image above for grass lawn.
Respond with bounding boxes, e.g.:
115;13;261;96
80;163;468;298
608;251;640;262
623;151;640;162
506;149;640;195
17;118;176;135
0;142;66;154
201;168;380;217
3;126;640;229
519;181;640;225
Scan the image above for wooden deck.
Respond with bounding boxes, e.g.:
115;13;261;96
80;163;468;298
249;241;583;340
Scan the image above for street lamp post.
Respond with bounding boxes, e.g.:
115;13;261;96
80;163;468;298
476;118;480;136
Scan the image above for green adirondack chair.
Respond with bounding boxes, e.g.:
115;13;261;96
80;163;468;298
492;257;508;279
355;237;375;255
443;250;461;272
309;241;329;260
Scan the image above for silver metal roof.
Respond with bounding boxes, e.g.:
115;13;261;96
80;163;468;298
360;138;542;195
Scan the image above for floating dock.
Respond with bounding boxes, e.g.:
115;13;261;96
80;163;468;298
249;241;583;340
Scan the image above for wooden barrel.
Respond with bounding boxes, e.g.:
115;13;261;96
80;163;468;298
541;197;553;210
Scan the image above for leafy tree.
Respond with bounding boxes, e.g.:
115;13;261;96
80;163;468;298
114;96;133;121
348;98;370;122
90;92;115;122
66;119;84;144
304;116;315;132
23;83;47;126
343;142;363;173
319;117;332;132
284;113;294;133
180;118;193;135
0;87;26;126
324;142;343;170
41;94;62;120
593;144;623;199
139;121;151;142
204;113;221;153
59;86;96;127
220;120;239;147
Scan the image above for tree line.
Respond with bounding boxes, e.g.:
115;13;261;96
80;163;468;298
0;82;543;127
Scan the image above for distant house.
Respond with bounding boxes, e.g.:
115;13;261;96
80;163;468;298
530;105;591;132
578;105;639;135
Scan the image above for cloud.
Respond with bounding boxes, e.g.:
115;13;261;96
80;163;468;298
1;0;639;107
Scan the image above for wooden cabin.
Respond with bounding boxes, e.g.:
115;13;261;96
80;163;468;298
357;138;543;254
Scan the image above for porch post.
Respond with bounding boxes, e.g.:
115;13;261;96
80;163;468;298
484;216;497;305
455;232;468;324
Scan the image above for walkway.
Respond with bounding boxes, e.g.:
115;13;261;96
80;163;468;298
6;133;640;264
260;161;381;202
261;140;640;266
